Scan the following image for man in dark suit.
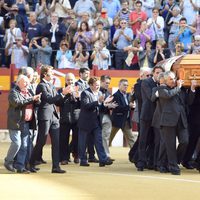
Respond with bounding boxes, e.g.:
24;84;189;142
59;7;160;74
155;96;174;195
30;65;70;173
78;77;113;167
158;71;192;175
137;66;164;171
109;79;136;148
58;73;80;165
75;68;98;163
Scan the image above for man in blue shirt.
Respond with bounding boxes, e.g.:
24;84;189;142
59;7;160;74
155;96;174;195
113;19;133;69
102;0;121;19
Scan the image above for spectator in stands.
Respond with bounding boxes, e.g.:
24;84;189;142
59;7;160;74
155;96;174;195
91;40;111;70
172;42;185;56
73;41;89;69
175;17;196;52
64;15;77;49
190;35;200;54
78;12;94;30
160;0;177;42
73;21;93;51
56;40;74;69
16;0;30;30
73;0;96;21
0;0;10;18
4;74;41;173
167;6;182;53
139;41;154;68
50;0;71;20
4;19;22;48
35;0;51;26
153;40;171;65
116;0;130;23
3;4;25;31
6;36;29;68
29;37;52;67
93;21;109;45
102;0;121;20
58;72;80;165
94;8;113;31
43;12;67;66
192;10;200;36
124;38;143;70
147;7;165;49
141;0;155;18
113;19;133;69
109;79;136;148
0;19;5;67
180;0;200;25
129;0;147;36
135;20;153;49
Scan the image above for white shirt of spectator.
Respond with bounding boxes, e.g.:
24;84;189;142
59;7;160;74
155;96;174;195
4;28;22;48
92;47;111;70
50;23;58;43
9;45;29;68
141;0;155;18
182;0;200;25
147;16;164;40
52;0;71;18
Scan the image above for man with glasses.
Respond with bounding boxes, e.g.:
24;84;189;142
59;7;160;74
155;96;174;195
113;19;133;69
109;79;136;149
129;0;147;36
175;17;196;52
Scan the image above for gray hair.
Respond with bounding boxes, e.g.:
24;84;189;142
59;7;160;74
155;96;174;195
140;67;152;76
16;74;30;84
18;66;34;77
163;71;176;81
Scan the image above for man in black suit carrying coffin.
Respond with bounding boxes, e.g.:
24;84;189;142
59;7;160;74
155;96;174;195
78;77;113;167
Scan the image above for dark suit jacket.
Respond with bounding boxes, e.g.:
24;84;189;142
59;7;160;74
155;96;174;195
111;90;131;129
140;77;157;121
78;88;103;132
43;22;66;49
159;86;189;128
36;80;63;121
57;87;80;124
75;79;89;93
7;85;36;130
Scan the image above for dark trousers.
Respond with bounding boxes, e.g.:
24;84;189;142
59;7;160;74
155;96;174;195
59;122;79;161
30;118;60;169
137;120;160;168
183;123;200;164
160;120;188;171
115;51;128;70
78;126;107;164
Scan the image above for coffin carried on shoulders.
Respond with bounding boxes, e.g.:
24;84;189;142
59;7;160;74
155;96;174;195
156;54;200;86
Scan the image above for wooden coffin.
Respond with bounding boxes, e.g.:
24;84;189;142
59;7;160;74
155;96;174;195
172;55;200;86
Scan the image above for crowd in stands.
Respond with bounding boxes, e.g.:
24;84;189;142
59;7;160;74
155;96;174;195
0;0;200;70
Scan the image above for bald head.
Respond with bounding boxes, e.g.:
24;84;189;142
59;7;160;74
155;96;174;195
65;73;76;86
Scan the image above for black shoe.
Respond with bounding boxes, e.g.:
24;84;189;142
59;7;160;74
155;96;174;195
60;160;68;165
80;162;90;167
29;166;40;173
74;158;79;164
88;158;99;163
4;162;15;172
170;170;181;175
35;159;47;165
159;167;169;173
137;167;144;171
99;159;113;167
17;169;30;174
52;168;66;173
107;157;115;162
182;162;194;169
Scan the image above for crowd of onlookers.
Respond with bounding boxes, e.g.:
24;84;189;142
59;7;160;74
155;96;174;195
0;0;200;70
